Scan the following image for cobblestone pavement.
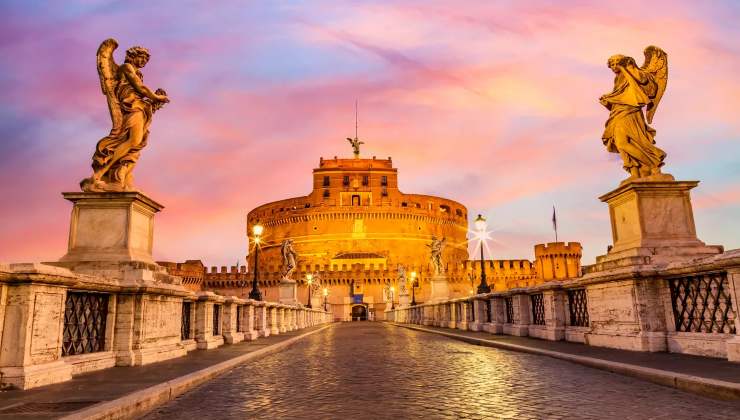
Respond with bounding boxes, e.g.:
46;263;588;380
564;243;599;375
144;323;740;419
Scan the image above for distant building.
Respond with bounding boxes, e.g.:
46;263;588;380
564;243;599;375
159;148;582;320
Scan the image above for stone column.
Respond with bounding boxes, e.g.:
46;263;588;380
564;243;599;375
194;293;226;349
269;305;280;335
458;302;469;330
222;298;245;344
448;302;456;329
242;301;258;341
254;302;269;338
506;294;530;337
545;289;566;341
0;268;73;390
723;268;740;362
489;296;505;334
181;297;197;351
470;299;483;332
291;308;298;331
422;305;432;326
583;277;667;352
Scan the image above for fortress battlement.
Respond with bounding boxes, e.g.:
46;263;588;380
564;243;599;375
534;242;583;256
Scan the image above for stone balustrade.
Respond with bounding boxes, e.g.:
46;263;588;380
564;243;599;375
386;249;740;363
0;263;332;390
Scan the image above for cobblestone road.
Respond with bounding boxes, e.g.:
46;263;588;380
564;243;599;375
145;323;740;419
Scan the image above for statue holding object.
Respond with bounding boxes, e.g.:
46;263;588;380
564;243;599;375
600;46;669;182
81;38;170;192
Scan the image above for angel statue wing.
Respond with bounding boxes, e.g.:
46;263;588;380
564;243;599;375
96;38;122;135
640;45;668;124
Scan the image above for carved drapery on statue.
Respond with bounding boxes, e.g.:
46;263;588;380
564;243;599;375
599;46;668;181
427;236;447;275
80;38;169;192
280;239;298;280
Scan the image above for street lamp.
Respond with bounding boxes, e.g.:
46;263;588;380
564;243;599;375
390;286;395;310
249;223;264;301
474;214;491;294
306;273;313;308
323;287;329;312
410;271;418;306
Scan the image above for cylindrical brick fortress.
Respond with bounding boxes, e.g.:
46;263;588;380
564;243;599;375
247;156;469;276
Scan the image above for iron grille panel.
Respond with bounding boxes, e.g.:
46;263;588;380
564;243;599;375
181;302;191;340
236;306;243;332
567;289;589;327
213;304;221;336
669;272;735;334
504;297;513;324
486;299;492;323
531;294;545;325
62;292;108;356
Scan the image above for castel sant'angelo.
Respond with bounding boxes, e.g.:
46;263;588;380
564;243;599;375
161;139;582;321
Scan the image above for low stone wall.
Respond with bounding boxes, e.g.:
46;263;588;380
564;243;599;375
387;250;740;363
0;263;332;390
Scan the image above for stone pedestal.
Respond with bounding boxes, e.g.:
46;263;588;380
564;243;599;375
592;180;721;270
60;192;163;264
278;279;298;305
398;292;410;308
429;273;450;303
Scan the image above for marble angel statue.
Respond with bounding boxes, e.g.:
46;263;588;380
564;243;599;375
280;239;298;280
80;38;169;192
427;236;447;275
599;46;668;181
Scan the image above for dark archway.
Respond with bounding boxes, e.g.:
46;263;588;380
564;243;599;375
351;304;367;321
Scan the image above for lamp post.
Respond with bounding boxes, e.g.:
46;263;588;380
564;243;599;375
467;272;477;295
306;273;313;308
249;223;264;301
323;287;329;312
410;271;418;306
390;286;395;310
474;214;491;294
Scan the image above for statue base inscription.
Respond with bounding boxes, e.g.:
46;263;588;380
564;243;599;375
59;192;163;265
428;274;450;303
278;279;298;305
591;179;722;271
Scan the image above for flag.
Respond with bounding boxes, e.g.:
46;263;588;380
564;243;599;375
552;205;558;242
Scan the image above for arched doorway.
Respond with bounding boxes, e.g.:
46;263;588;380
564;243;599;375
351;304;367;321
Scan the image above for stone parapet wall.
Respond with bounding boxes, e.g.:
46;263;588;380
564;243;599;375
387;248;740;363
0;263;332;390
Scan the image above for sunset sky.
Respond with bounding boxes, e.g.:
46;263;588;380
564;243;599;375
1;1;738;267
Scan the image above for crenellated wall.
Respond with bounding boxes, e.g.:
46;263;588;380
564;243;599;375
534;242;583;281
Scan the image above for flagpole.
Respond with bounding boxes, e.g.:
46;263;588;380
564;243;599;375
552;205;558;243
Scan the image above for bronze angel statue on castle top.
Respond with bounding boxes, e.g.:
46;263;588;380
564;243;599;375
80;38;169;192
600;46;669;182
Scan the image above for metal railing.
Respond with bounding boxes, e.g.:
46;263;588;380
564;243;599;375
567;289;589;327
236;305;243;332
504;296;513;324
668;272;736;334
213;304;221;336
531;293;545;325
62;292;109;356
181;302;192;340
